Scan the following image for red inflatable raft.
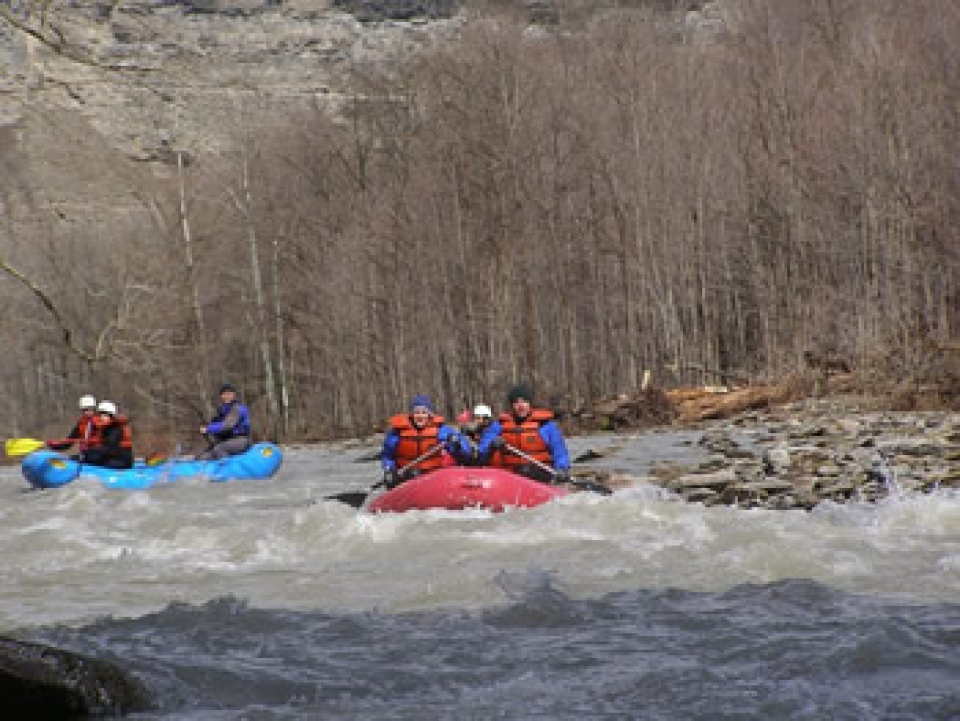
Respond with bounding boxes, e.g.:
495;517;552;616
367;466;568;513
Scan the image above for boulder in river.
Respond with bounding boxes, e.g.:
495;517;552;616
0;635;152;718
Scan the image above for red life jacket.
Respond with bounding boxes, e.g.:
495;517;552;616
389;413;446;473
76;415;99;447
491;409;553;470
117;416;133;449
89;415;133;449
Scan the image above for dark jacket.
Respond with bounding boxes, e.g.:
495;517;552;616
84;417;134;469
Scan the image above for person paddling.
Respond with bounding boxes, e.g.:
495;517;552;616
456;404;495;465
198;383;252;460
458;404;494;443
82;400;134;470
477;384;571;483
381;394;470;488
48;395;99;461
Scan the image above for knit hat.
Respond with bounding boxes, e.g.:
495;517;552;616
507;384;533;404
409;394;433;412
219;382;238;393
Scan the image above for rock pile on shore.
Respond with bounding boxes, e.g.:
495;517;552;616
584;396;960;511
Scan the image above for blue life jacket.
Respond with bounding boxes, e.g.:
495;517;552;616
208;401;251;440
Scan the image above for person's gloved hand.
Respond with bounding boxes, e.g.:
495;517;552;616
554;470;571;485
382;468;400;489
490;437;506;451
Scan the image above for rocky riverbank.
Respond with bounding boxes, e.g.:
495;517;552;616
580;392;960;511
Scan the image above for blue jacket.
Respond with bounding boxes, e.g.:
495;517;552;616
207;401;251;441
381;424;471;472
476;419;571;471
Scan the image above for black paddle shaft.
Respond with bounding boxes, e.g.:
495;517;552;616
501;441;612;496
325;442;447;508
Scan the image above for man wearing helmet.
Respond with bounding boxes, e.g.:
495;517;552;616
48;395;99;461
83;400;134;469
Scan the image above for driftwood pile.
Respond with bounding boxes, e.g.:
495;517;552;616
559;388;676;433
559;377;820;433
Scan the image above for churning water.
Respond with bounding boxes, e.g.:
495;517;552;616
2;431;959;719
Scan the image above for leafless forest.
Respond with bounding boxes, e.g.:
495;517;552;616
2;0;958;447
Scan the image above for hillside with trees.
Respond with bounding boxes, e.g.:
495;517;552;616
1;0;958;446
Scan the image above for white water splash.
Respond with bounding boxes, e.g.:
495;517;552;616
2;438;960;629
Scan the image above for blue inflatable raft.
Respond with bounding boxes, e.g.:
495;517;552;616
21;443;283;490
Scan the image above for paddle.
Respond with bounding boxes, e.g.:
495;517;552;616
145;452;169;466
325;443;446;508
500;441;613;495
5;438;74;457
193;432;220;460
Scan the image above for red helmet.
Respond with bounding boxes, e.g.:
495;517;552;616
456;409;473;425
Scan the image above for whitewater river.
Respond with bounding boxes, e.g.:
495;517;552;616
2;430;959;719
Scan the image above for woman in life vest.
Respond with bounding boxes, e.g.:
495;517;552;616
198;383;252;460
83;400;134;469
477;384;571;484
48;394;100;461
380;394;471;488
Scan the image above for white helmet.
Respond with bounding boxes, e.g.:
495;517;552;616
79;395;97;410
97;400;117;416
473;404;493;419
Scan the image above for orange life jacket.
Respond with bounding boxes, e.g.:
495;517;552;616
118;416;133;449
89;415;133;449
491;409;553;469
389;413;446;473
76;415;99;447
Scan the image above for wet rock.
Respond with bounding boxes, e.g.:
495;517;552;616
599;472;640;491
878;440;947;458
0;636;152;717
695;458;727;473
353;449;382;463
669;468;737;491
762;446;791;474
573;448;606;463
923;473;960;490
815;463;842;477
680;487;718;504
815;479;858;500
739;478;796;495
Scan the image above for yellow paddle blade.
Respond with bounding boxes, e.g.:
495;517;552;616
5;438;47;457
145;453;168;467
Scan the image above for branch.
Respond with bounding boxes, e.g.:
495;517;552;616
0;255;110;363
